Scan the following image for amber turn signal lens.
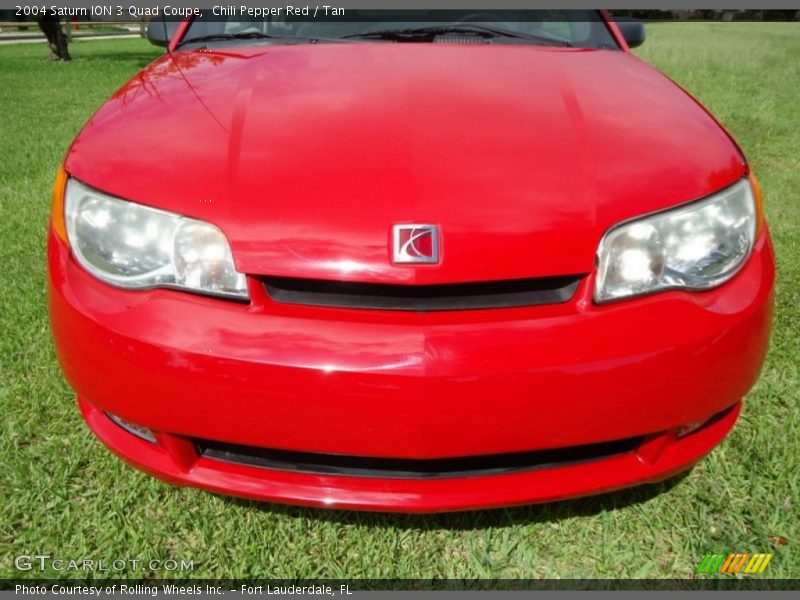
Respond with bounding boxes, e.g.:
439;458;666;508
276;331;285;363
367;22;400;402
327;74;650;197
749;170;765;234
51;166;69;245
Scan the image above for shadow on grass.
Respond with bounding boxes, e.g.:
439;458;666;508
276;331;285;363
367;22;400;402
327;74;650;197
221;469;693;530
69;50;161;68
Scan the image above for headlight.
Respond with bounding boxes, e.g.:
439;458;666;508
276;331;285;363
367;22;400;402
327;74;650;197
65;179;249;300
594;178;757;303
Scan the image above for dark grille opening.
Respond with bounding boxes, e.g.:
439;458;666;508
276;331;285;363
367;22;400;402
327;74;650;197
263;275;583;311
196;436;643;480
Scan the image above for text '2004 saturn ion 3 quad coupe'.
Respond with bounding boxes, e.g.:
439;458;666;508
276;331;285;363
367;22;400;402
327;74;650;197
48;10;775;512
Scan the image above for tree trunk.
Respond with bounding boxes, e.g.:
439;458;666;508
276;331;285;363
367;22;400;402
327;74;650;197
37;14;71;61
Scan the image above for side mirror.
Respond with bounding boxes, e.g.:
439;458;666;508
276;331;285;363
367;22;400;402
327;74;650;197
146;16;180;48
615;18;646;49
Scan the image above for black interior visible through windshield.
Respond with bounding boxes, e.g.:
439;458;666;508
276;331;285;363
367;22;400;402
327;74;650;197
178;10;620;49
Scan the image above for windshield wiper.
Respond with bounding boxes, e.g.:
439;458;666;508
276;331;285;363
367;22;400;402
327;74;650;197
342;24;573;46
179;32;277;46
178;32;351;47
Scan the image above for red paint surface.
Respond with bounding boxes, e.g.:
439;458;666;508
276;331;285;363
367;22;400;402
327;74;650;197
50;228;774;510
79;395;742;513
65;43;745;284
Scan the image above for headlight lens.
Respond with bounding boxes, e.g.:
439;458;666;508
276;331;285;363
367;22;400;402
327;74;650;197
594;178;756;303
65;179;248;300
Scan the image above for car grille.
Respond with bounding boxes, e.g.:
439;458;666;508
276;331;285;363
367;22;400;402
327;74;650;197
195;435;642;480
262;275;583;311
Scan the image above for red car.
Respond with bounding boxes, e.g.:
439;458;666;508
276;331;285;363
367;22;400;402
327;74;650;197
48;11;775;512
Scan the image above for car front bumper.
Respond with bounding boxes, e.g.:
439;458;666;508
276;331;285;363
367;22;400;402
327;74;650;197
49;228;775;512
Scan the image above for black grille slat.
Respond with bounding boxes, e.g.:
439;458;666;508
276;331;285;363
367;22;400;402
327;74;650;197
263;275;583;311
196;436;642;480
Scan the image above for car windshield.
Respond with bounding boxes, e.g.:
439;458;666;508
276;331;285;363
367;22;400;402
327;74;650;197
178;10;619;50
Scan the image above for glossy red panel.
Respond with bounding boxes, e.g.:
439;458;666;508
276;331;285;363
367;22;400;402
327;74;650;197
65;44;745;284
79;395;741;512
49;229;774;461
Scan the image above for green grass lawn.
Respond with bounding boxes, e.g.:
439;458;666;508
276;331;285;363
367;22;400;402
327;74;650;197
0;23;798;581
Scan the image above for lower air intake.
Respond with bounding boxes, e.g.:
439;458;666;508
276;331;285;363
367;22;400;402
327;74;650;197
196;436;642;480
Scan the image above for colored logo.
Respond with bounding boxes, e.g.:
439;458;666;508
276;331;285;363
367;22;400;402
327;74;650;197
696;553;772;575
392;224;439;264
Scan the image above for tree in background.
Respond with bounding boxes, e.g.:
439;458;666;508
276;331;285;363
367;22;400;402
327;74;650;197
37;13;70;61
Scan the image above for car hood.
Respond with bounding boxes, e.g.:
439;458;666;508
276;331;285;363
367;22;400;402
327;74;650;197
66;44;746;284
